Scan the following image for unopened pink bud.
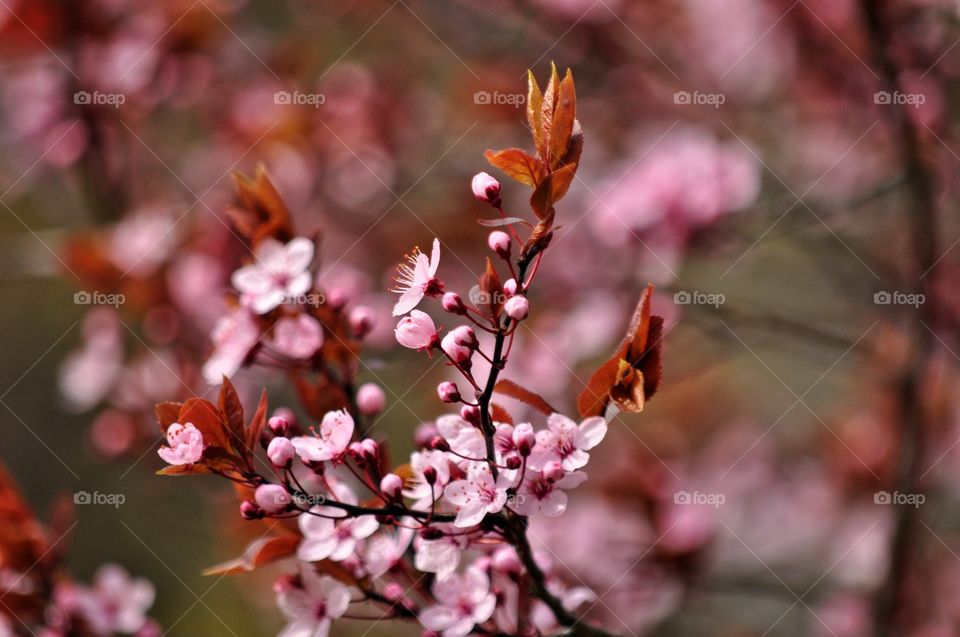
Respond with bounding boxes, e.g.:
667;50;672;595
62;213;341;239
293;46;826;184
380;473;404;499
361;438;380;460
350;306;376;338
451;325;477;349
471;172;501;205
504;295;529;321
503;278;518;297
240;500;262;520
268;415;290;437
460;404;481;424
383;582;406;601
442;292;466;314
395;310;439;351
422;465;438;484
543;461;564;483
437;381;461;403
325;288;348;310
513;423;536;456
429;436;451;452
441;332;472;363
488;231;511;256
357;383;386;416
505;455;522;470
254;484;291;514
267;437;296;467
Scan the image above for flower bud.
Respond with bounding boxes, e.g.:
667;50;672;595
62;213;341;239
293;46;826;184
543;461;564;483
505;455;522;470
492;547;522;575
503;278;518;297
450;325;478;349
254;484;291;514
325;288;348;311
504;295;529;321
471;172;501;205
361;438;380;460
422;465;438;485
460;404;481;425
415;422;439;448
442;292;466;315
267;437;296;467
268;415;290;437
488;231;511;257
357;383;386;416
240;500;263;520
380;473;404;499
348;442;367;464
512;423;536;457
350;306;376;338
384;582;406;602
441;332;472;363
437;381;461;403
420;526;444;540
429;436;451;452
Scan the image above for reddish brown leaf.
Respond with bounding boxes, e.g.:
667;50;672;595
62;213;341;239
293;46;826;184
228;164;294;246
484;149;544;187
245;389;269;452
479;258;504;318
549;69;576;169
155;402;182;433
527;69;546;161
577;355;622;419
494;379;557;415
156;464;212;476
203;535;300;576
219;377;245;445
178;398;231;451
548;162;578;204
491;403;514;425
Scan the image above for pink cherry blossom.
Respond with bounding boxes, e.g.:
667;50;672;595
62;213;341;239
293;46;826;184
418;567;497;637
201;308;260;384
298;509;379;562
530;413;607;471
414;528;470;578
271;314;323;359
70;564;155;635
404;450;452;508
394;310;439;350
435;415;486;461
392;238;442;316
471;172;501;204
276;567;350;637
157;422;204;465
356;383;386;415
360;525;415;578
231;237;315;315
291;409;355;462
444;464;512;527
512;469;588;517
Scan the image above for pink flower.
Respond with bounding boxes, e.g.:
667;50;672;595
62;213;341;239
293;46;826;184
231;237;315;315
271;314;323;359
157;422;204;465
437;381;461;403
530;413;607;471
361;525;415;578
504;296;529;321
444;464;512;528
291;409;355;463
68;565;155;635
394;310;439;350
441;332;472;363
404;450;452;509
435;415;486;460
202;308;260;384
298;509;379;562
255;484;292;514
487;230;511;256
276;567;350;637
419;568;497;637
414;527;469;578
392;238;442;316
512;469;587;517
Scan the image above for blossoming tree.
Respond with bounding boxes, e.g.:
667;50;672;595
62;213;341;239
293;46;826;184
152;66;663;637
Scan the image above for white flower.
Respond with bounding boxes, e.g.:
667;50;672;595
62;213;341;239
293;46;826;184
291;409;354;462
276;567;350;637
444;463;512;528
512;470;588;517
231;237;315;315
414;528;469;579
392;238;442;316
298;510;379;562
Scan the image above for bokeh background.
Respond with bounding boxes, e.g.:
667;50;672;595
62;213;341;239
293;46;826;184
2;0;960;635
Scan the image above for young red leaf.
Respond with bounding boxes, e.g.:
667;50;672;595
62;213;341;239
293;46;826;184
202;535;300;576
484;148;544;187
479;257;504;318
177;398;232;451
219;377;245;445
155;402;182;433
494;379;558;415
245;389;269;453
527;70;547;161
491;403;514;425
549;69;576;169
